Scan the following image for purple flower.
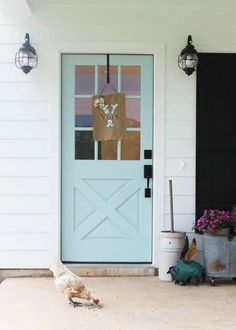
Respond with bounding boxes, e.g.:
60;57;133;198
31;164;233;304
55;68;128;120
194;209;236;234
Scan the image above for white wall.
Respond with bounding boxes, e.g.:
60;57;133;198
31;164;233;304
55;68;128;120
0;1;236;267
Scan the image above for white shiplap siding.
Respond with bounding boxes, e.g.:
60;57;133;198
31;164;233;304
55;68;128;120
0;32;50;266
0;1;236;267
0;159;50;177
164;44;197;254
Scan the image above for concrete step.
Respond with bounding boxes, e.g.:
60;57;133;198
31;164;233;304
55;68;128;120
68;265;156;276
0;269;52;282
0;265;156;280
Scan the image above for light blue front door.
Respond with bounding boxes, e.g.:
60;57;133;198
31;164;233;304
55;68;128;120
61;54;153;262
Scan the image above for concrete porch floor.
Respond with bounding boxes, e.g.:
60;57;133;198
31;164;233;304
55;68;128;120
0;277;235;330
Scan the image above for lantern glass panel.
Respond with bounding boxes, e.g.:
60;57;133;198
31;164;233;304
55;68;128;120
185;54;198;68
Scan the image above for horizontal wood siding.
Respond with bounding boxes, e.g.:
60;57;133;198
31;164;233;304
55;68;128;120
0;159;50;176
0;251;51;268
164;43;198;258
0;215;50;232
0;21;50;267
1;2;236;267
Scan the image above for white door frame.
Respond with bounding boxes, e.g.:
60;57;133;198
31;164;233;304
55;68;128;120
49;42;165;267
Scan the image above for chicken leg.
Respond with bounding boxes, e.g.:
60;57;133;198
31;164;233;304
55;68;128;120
69;300;83;307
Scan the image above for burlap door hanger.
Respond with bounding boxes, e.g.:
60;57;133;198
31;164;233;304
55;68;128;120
92;91;126;141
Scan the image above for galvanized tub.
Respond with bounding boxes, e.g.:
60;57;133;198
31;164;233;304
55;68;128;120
202;235;236;284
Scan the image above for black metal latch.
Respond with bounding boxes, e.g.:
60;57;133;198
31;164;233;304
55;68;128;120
144;165;152;198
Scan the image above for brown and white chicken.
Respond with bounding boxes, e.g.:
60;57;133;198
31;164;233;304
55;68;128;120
50;257;100;307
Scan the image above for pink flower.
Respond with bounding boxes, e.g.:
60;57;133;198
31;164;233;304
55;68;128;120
194;209;236;234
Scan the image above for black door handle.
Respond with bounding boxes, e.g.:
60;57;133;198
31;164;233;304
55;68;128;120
144;165;152;198
144;165;152;178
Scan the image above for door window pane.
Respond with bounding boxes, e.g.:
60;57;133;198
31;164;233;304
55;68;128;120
75;66;95;95
98;65;118;94
121;66;141;95
75;131;94;159
98;140;117;160
126;98;140;128
75;98;92;127
121;132;140;160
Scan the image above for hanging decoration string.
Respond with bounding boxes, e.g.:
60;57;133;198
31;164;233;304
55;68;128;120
107;54;110;84
100;54;117;95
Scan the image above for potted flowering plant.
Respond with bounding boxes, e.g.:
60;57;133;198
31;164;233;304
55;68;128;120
194;210;236;235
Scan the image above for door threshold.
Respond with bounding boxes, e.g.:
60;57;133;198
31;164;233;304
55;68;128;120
67;264;156;277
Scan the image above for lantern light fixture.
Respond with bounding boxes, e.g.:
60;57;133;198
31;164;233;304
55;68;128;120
15;33;38;74
178;35;198;76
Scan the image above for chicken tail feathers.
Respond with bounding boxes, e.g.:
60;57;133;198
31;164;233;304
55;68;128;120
184;238;197;262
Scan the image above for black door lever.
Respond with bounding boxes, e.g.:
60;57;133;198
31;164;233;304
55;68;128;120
144;165;152;198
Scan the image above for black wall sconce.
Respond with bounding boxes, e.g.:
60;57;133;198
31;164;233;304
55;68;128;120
15;33;38;74
178;35;198;76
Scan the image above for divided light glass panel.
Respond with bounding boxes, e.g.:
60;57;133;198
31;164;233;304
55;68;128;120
121;132;140;160
121;66;141;95
126;98;140;128
75;65;95;95
74;61;141;160
75;98;92;127
75;131;94;160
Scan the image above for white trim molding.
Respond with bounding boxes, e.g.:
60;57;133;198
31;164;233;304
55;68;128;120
49;42;165;268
